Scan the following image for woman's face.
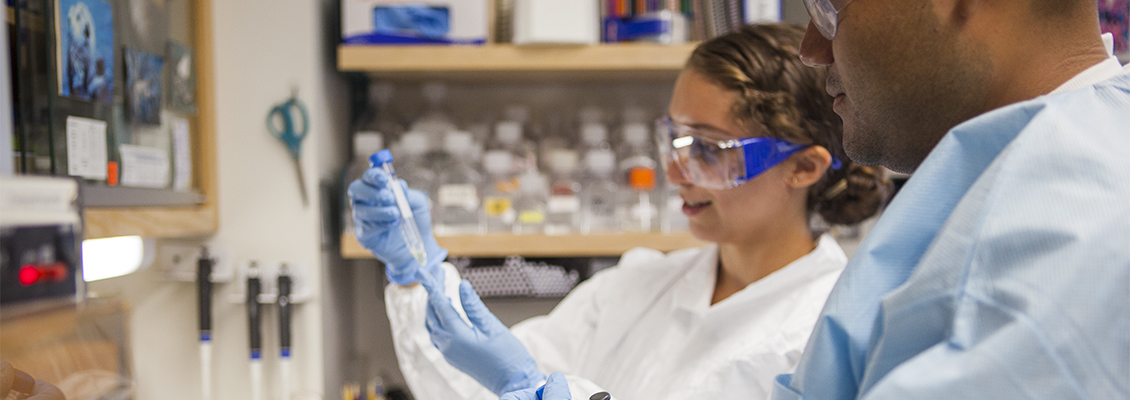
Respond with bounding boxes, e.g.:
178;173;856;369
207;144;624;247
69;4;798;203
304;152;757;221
667;70;802;245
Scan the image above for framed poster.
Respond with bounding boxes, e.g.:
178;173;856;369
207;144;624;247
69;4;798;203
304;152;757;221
55;0;114;103
125;48;164;125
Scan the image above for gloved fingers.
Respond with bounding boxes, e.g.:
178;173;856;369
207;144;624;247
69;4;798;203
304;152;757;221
426;285;471;334
348;178;395;206
458;280;505;334
352;204;401;226
361;167;392;187
540;372;571;400
416;262;445;293
424;302;444;340
499;387;540;400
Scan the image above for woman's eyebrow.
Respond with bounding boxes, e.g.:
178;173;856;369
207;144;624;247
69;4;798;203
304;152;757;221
684;122;744;138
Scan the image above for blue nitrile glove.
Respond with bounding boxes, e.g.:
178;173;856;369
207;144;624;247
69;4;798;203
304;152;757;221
349;168;447;286
418;276;546;395
500;372;571;400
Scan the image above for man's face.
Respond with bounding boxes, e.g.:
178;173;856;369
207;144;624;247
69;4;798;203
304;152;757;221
800;0;991;173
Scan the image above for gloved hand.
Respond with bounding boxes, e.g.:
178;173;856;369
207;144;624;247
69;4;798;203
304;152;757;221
419;275;546;395
349;168;447;286
500;372;571;400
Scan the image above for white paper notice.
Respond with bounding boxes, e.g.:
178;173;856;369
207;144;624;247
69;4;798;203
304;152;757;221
119;144;171;188
66;116;108;179
171;117;193;191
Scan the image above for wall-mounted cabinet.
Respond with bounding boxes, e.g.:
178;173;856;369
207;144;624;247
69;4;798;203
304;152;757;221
8;0;218;239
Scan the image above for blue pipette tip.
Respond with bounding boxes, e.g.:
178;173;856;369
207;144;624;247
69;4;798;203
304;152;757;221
370;149;394;166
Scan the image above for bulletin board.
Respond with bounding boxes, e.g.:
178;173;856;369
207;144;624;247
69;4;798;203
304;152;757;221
9;0;201;193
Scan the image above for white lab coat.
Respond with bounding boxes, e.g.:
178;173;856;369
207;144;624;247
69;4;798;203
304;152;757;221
386;234;847;400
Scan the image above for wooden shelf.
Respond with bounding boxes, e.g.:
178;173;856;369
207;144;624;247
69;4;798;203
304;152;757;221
337;43;697;81
342;232;708;258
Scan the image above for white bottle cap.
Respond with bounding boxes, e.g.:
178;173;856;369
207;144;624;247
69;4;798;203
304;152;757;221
495;121;523;144
482;150;514;175
622;123;650;146
399;131;431;155
353;131;384;157
519;172;548;194
584;149;617;174
445;131;475;154
581;123;608;146
548;149;579;173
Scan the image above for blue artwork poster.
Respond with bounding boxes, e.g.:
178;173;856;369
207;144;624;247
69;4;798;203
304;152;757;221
125;48;164;125
55;0;114;103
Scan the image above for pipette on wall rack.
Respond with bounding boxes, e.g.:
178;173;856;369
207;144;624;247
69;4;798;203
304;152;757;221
278;265;293;400
198;247;214;400
247;262;263;400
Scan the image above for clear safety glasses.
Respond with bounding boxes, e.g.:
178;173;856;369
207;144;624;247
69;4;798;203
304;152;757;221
803;0;856;40
656;117;829;190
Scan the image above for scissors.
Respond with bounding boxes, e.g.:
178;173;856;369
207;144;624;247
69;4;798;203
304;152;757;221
267;92;310;206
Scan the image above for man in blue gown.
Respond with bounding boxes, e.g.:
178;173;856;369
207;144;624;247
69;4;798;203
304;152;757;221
517;0;1129;398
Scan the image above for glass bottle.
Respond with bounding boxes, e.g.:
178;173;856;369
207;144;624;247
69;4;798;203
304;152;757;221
435;131;484;236
514;171;548;235
545;149;581;235
342;131;384;235
392;131;437;203
481;150;519;234
580;149;621;234
618;122;658;232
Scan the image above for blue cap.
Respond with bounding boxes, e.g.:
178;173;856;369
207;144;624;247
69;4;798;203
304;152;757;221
370;149;394;166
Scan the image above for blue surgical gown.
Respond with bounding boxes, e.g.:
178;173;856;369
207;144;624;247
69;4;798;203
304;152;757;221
772;69;1130;399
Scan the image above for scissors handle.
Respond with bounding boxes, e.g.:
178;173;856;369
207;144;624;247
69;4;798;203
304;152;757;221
267;98;310;144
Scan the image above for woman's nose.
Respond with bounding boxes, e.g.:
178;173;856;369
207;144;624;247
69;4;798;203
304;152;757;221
665;159;692;185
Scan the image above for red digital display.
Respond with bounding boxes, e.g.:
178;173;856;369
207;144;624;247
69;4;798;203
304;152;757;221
17;263;69;286
18;266;39;286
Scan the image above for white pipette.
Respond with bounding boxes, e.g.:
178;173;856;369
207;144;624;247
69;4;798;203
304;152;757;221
370;150;428;268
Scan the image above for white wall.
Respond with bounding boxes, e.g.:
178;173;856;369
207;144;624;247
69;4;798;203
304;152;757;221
86;0;348;398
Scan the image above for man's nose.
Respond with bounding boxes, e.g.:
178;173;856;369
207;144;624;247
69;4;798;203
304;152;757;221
800;21;834;67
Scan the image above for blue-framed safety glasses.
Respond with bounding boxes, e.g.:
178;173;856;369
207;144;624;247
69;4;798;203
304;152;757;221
656;117;839;190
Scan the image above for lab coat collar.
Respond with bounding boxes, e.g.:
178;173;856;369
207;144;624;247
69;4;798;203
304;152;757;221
1049;56;1126;95
673;233;847;316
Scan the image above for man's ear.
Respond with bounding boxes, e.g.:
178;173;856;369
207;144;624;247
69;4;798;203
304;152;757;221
787;146;833;189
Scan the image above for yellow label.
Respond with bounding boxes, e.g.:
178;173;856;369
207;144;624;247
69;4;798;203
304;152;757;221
519;210;545;224
484;197;513;216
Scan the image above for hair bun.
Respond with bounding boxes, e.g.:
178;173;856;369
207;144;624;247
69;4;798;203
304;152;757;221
815;164;892;226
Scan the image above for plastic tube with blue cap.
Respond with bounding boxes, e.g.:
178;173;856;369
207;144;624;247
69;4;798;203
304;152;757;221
370;149;429;269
